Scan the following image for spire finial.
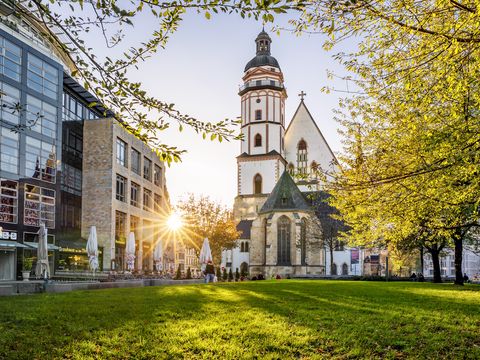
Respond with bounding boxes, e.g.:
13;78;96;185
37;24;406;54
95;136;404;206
299;91;307;101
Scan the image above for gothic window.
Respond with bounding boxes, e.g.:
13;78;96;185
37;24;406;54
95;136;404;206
288;163;294;176
300;218;307;265
332;263;337;275
297;139;308;175
240;242;245;252
334;240;345;251
245;242;249;252
342;263;349;276
254;134;262;147
254;174;262;194
277;215;291;265
255;109;262;121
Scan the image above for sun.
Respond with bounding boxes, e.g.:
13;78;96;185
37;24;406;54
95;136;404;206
167;212;183;231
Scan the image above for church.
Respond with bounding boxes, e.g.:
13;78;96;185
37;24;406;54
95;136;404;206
221;29;360;278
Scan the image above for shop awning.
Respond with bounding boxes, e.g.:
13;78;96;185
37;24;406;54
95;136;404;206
0;240;29;250
24;242;61;251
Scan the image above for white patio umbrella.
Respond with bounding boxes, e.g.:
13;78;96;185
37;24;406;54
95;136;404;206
86;226;99;272
153;239;163;272
199;238;213;271
126;232;136;271
35;223;50;279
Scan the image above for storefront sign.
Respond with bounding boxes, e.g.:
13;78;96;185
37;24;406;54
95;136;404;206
0;231;17;240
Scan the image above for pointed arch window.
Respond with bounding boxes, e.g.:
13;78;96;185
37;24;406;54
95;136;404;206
342;263;349;275
297;139;308;175
300;218;307;265
277;215;291;265
254;134;262;147
254;174;262;194
332;263;338;275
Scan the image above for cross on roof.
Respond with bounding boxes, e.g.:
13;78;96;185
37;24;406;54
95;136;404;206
299;91;306;101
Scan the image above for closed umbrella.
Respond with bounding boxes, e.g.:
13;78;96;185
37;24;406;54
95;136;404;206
153;239;163;272
86;226;99;272
35;223;50;279
199;238;213;271
126;232;136;271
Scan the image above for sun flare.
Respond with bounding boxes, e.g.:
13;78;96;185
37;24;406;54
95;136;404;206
167;212;183;231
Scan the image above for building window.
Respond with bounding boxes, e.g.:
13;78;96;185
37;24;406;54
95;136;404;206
130;148;140;175
0;179;18;223
143;189;152;210
0;36;21;81
254;134;262;147
342;263;349;275
116;138;127;167
130;215;140;235
63;92;92;121
115;174;126;202
130;182;140;207
154;193;162;212
0;127;19;174
253;174;262;194
240;242;245;252
288;163;294;176
255;109;262;121
27;95;58;138
277;215;291;265
143;157;152;181
27;53;59;99
25;136;56;183
311;161;319;178
297;139;308;175
300;218;307;265
154;164;162;186
24;184;55;228
65;129;82;156
245;242;249;252
334;240;345;251
61;164;82;194
332;263;337;275
115;211;127;243
0;82;21;124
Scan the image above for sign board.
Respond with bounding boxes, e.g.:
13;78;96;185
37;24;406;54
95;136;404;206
0;231;17;240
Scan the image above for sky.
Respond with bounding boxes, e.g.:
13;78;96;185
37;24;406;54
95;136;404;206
86;9;354;207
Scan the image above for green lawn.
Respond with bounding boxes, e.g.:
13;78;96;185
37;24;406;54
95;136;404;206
0;281;479;359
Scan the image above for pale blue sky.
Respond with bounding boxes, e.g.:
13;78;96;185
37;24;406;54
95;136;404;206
86;9;353;207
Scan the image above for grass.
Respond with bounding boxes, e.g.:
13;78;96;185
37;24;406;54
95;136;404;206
0;280;479;359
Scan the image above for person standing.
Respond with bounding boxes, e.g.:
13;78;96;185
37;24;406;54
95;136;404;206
205;260;215;283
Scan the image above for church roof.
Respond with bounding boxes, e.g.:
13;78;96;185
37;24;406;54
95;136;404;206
236;220;253;239
259;171;311;214
236;149;284;160
244;55;280;72
285;100;338;164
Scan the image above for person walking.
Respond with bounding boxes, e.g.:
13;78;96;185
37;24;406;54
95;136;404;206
204;260;215;283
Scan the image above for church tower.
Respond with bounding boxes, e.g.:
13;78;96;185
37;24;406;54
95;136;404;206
234;30;287;220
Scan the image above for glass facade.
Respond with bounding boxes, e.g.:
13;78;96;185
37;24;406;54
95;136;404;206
0;36;21;81
0;127;19;174
26;94;58;137
61;163;82;194
63;92;97;122
0;179;18;223
24;184;55;228
25;136;56;183
0;82;21;124
27;53;59;99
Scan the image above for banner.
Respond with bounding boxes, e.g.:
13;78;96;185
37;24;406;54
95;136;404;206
351;249;359;264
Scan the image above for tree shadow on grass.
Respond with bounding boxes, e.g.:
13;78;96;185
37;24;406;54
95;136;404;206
0;281;479;359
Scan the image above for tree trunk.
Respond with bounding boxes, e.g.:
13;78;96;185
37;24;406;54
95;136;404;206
453;230;464;285
329;245;334;275
429;246;442;283
419;246;424;274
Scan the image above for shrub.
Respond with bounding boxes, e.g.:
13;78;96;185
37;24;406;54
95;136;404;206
235;268;240;282
186;267;192;279
222;268;228;281
216;267;222;281
228;268;233;282
175;265;182;280
23;257;33;271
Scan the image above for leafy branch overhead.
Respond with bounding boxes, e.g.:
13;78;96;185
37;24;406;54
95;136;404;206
12;0;305;163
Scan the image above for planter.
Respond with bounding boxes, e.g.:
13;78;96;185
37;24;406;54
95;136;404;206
22;271;31;281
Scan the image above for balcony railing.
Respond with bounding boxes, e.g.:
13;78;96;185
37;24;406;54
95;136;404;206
239;79;284;92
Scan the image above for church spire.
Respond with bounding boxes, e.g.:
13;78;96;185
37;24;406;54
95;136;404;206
255;28;271;55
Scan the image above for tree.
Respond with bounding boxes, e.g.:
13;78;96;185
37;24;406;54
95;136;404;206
235;268;240;282
228;268;234;282
175;265;182;280
216;266;222;281
292;1;480;285
9;0;301;161
177;194;240;265
186;267;192;279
